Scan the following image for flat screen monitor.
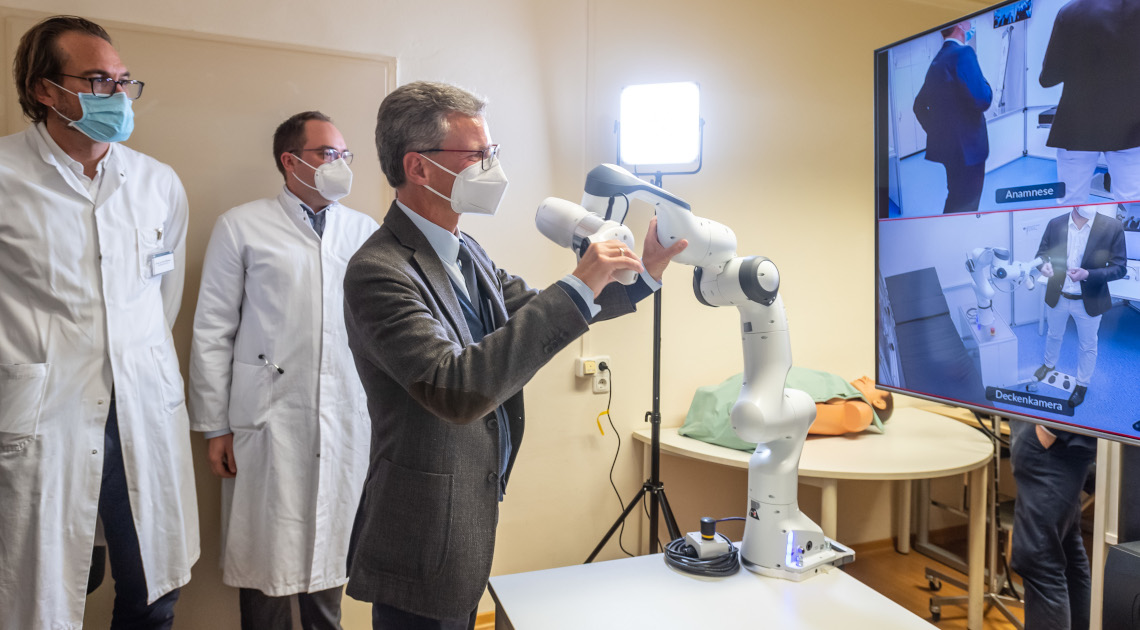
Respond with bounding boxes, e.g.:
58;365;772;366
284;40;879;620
874;0;1140;445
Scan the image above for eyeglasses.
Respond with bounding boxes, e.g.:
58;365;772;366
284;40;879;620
417;144;500;171
295;148;354;165
56;73;144;100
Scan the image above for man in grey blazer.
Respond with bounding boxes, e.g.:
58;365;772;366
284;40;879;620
343;81;688;629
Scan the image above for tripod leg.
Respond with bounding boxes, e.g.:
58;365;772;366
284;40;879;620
655;488;682;542
585;485;648;563
650;485;660;554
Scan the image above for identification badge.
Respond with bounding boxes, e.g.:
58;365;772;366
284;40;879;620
150;251;175;276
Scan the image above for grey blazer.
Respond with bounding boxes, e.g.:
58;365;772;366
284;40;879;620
343;202;634;618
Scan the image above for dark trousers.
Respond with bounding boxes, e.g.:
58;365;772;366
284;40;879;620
371;602;477;630
942;159;986;214
239;586;343;630
98;401;180;629
1010;420;1096;630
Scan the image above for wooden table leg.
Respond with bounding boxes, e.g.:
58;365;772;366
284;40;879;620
896;479;912;554
967;464;987;630
820;478;838;540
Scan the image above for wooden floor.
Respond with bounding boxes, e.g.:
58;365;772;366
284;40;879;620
844;504;1094;629
843;540;1025;629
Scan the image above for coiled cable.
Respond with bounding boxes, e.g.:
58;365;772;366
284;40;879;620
663;534;740;577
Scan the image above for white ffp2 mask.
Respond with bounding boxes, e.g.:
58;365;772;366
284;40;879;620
293;156;353;202
421;154;509;215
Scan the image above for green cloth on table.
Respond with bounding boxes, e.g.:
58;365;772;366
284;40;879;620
678;367;886;453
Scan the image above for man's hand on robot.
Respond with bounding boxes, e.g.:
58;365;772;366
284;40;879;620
1039;261;1054;278
642;216;689;282
572;241;645;297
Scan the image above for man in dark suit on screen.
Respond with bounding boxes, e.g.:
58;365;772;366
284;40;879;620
1040;0;1140;205
913;19;993;214
341;81;687;629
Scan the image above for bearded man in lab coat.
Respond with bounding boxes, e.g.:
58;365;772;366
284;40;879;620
188;110;378;630
0;16;198;629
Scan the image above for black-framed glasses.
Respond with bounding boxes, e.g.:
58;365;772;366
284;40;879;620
295;148;354;165
417;144;500;171
56;73;144;100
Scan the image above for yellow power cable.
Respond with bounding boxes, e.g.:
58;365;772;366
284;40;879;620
596;410;609;435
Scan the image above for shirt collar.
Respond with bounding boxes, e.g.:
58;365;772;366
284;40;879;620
34;121;112;181
1068;210;1095;232
397;199;461;265
280;185;337;218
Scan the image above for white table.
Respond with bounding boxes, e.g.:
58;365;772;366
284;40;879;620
489;552;936;629
1110;276;1140;301
633;406;993;629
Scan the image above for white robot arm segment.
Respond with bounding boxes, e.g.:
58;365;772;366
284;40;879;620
965;247;1043;327
965;247;998;326
535;197;638;285
582;164;738;271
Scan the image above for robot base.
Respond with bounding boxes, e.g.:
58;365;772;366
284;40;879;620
741;538;855;582
739;500;856;582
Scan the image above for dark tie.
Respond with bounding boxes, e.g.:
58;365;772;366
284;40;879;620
304;208;325;238
457;239;482;321
458;239;510;499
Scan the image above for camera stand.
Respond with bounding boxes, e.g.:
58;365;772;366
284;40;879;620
585;290;682;562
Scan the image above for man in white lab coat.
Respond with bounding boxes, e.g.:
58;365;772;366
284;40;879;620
189;111;378;630
0;16;198;630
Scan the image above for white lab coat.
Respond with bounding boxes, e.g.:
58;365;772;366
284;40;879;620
0;125;198;629
188;189;377;595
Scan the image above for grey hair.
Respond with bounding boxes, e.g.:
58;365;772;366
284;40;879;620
375;80;486;188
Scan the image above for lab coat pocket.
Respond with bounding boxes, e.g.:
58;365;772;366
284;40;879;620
150;340;186;415
228;360;274;431
0;363;49;452
136;226;165;281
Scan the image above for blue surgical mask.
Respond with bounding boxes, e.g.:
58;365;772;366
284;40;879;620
47;79;135;143
964;24;976;43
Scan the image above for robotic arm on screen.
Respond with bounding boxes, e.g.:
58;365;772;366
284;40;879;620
537;164;854;580
965;247;1042;327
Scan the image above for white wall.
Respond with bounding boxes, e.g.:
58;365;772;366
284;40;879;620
0;0;995;627
987;113;1027;171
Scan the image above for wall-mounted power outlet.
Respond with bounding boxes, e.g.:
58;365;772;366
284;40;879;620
592;369;610;394
574;355;611;394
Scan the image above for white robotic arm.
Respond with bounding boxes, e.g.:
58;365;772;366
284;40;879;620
578;164;738;272
535;197;638;285
965;247;1042;327
537;164;853;579
966;247;998;326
